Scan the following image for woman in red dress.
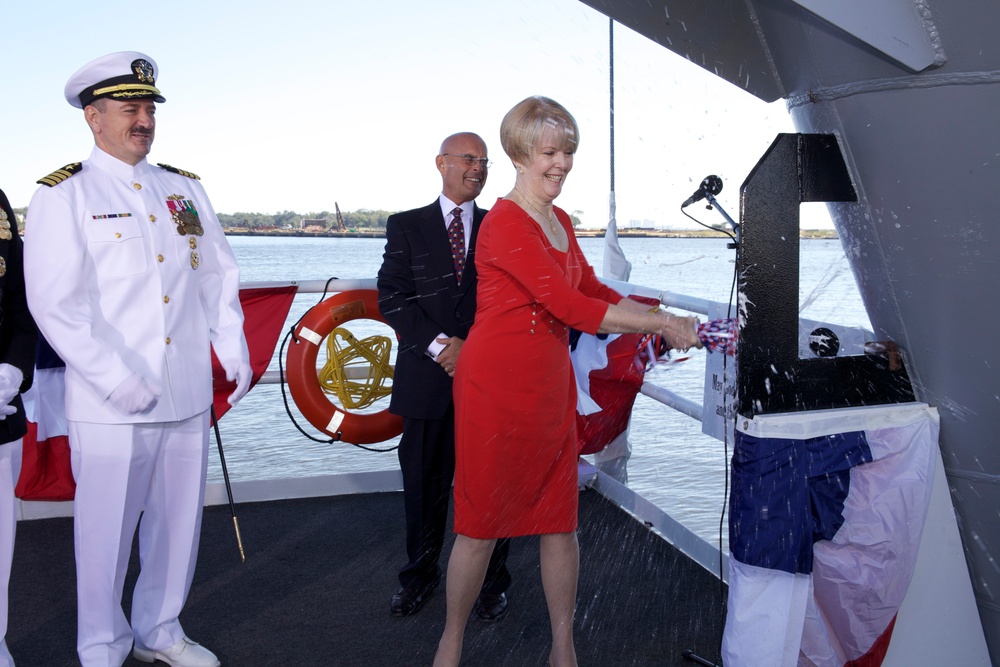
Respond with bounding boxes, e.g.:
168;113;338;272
433;97;700;667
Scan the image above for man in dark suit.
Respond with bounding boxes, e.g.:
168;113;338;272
0;188;39;666
377;132;510;620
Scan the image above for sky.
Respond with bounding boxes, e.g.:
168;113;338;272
1;0;828;229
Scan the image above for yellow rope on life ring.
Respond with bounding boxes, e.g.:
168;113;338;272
318;327;394;410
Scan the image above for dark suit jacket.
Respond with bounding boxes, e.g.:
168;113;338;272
0;189;38;445
377;199;485;420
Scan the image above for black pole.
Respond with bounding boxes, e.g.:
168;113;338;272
682;649;721;666
210;404;246;562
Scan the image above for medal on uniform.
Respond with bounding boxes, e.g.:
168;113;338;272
166;195;204;236
0;209;11;241
190;251;200;270
189;237;198;249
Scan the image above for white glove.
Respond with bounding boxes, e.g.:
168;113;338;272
108;373;161;415
224;360;252;406
0;364;24;421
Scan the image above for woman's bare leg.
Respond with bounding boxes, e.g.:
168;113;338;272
540;532;579;667
432;534;497;667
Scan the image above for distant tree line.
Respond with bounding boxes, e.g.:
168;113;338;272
216;209;396;231
13;206;585;231
217;208;582;230
11;206;397;232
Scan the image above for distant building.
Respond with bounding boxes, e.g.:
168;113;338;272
627;218;658;229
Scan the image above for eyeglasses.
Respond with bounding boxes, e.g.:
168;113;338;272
442;153;491;169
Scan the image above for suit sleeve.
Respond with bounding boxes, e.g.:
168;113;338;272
376;213;448;356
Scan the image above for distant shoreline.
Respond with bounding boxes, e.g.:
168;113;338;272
223;228;839;240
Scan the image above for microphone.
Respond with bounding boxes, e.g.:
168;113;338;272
681;174;723;207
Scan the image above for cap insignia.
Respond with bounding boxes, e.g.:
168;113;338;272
132;59;155;84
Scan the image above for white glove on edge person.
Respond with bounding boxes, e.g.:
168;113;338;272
0;364;23;421
108;373;161;415
223;359;252;406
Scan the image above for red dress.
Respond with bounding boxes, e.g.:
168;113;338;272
453;199;623;538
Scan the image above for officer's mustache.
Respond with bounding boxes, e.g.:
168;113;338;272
130;128;153;137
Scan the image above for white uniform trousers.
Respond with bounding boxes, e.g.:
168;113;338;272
69;412;209;667
0;439;21;667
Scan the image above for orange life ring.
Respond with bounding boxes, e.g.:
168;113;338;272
286;289;403;444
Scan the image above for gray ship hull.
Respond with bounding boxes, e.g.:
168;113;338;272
580;0;1000;662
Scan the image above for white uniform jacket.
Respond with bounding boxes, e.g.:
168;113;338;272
24;146;248;424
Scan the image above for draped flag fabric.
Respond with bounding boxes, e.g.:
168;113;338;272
210;286;297;420
572;303;737;456
722;404;939;667
602;191;632;283
572;295;660;456
16;285;297;501
572;331;652;455
15;338;73;501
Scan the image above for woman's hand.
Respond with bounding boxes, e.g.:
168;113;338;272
658;313;702;352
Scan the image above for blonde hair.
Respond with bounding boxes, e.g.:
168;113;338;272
500;96;579;166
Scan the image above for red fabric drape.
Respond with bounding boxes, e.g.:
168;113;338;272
16;285;297;501
211;286;297;420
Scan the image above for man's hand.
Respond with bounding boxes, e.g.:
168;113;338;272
435;336;464;377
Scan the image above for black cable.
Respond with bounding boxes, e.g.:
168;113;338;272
720;252;738;603
277;277;399;453
676;208;739;667
680;205;737;243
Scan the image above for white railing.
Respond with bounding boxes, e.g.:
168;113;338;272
246;277;715;426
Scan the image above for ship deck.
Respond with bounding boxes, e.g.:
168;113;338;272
8;489;727;666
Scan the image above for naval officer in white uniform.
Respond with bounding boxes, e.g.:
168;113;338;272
23;51;250;667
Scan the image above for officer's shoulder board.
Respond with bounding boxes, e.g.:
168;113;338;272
36;162;83;187
156;163;201;180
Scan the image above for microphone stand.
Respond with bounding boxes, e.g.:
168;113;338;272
704;191;740;250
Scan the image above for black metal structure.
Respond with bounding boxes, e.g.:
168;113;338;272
736;133;914;417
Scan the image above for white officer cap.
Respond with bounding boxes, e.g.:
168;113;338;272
64;51;166;109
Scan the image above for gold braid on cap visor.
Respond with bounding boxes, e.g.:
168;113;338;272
92;83;163;99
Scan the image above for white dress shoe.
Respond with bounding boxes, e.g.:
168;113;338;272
133;636;220;667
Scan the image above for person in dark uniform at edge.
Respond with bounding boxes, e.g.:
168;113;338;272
0;188;39;667
377;132;511;621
